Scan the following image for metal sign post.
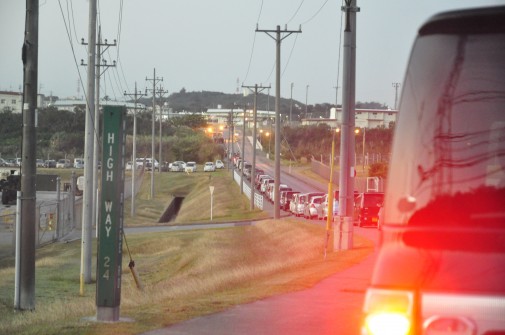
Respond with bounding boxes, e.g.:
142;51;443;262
96;106;126;322
209;186;215;221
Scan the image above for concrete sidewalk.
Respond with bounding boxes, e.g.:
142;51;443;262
143;227;378;335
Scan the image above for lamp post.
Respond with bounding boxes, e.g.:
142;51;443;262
325;127;340;255
265;131;271;158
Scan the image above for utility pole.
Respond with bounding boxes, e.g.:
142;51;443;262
145;69;163;199
80;0;97;291
79;24;116;291
243;84;270;210
338;0;359;250
256;24;301;219
392;82;400;109
90;28;116;244
240;106;247;194
16;0;38;311
124;82;145;217
156;86;169;173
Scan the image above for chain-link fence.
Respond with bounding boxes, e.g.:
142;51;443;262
1;171;143;259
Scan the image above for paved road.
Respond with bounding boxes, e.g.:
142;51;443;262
143;227;378;335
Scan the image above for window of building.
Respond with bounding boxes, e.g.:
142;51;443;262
1;99;5;104
11;99;17;104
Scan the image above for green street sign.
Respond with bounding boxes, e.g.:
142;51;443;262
96;106;126;317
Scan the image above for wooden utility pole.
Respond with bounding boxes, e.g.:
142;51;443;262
15;0;39;311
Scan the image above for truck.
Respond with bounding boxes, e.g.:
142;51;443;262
0;168;21;205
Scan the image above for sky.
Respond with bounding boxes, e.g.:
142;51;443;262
1;0;504;109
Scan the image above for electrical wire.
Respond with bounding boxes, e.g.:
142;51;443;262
282;34;299;78
243;0;264;84
301;0;330;25
57;0;88;112
287;0;305;24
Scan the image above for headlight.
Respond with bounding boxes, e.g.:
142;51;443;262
362;289;414;335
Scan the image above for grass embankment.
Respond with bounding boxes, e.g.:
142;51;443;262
0;167;374;335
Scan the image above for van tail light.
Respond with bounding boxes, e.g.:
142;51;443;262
362;288;414;335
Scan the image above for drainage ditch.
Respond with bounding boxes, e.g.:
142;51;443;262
158;196;185;223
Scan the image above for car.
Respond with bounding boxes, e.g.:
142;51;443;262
291;193;307;217
255;174;271;190
353;192;384;227
125;161;133;170
0;158;8;167
136;157;159;171
303;195;324;219
56;159;71;168
317;193;339;220
280;190;300;211
215;160;224;169
170;162;183;172
73;158;84;169
35;159;45;167
172;161;186;171
44;159;56;168
362;7;505;335
260;178;274;194
185;161;197;173
203;162;215;172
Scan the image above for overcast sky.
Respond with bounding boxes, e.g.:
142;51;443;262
1;0;503;108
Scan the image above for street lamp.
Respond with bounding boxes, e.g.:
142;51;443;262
265;131;271;157
326;127;341;254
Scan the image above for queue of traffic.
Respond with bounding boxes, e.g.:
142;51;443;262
232;154;384;228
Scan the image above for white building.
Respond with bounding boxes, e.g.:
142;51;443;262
50;98;146;114
0;91;44;113
301;107;398;129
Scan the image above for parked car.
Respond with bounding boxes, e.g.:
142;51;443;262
303;195;324;219
125;161;133;170
73;158;84;169
0;158;7;167
56;159;71;168
185;161;197;173
170;162;182;172
36;159;45;168
353;192;384;227
44;159;56;168
203;162;215;172
362;7;505;335
215;160;224;169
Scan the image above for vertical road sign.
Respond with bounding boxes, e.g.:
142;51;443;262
96;106;126;322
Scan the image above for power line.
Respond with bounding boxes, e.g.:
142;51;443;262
287;0;305;24
242;0;264;84
301;0;330;25
57;0;88;108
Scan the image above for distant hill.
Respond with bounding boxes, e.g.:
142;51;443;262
139;89;306;116
136;89;389;119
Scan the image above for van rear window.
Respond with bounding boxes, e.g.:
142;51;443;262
385;32;505;229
